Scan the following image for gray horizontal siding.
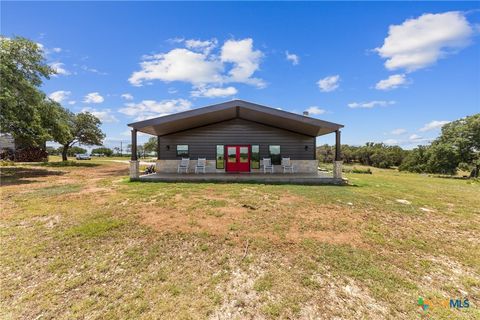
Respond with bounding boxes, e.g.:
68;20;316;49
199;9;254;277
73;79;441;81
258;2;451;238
0;134;15;150
159;118;315;160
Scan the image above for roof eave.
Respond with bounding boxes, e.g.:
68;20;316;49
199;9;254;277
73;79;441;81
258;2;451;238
127;99;344;137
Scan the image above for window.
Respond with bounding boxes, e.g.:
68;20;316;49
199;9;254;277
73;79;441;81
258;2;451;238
216;145;224;169
239;147;249;163
269;145;281;165
227;146;237;163
251;145;260;169
176;145;189;157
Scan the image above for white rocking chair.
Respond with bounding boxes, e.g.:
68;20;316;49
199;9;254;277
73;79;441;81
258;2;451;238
177;158;190;173
282;157;294;173
195;157;206;174
262;158;274;174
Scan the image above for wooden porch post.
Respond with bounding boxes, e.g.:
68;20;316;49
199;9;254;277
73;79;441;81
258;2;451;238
131;129;138;161
333;130;342;179
335;130;341;161
157;136;161;160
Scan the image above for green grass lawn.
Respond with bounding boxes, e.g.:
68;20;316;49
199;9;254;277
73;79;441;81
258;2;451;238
1;161;479;319
47;155;156;162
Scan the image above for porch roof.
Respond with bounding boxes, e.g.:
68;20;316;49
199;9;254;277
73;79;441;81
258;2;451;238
128;100;343;137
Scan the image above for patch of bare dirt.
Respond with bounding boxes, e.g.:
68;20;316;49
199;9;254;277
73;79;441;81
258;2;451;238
420;255;480;298
141;206;247;237
320;276;388;320
286;229;360;245
209;265;267;320
140;195;363;247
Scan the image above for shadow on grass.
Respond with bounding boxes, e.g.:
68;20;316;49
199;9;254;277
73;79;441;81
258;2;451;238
434;175;479;182
129;177;349;186
0;167;66;186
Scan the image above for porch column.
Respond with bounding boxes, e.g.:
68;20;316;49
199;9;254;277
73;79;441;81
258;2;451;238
129;129;139;179
131;129;138;161
335;130;341;161
156;136;161;173
333;130;343;179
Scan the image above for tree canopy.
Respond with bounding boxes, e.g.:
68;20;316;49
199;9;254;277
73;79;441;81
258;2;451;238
143;137;157;156
91;147;113;157
57;111;105;161
317;143;406;169
400;114;479;176
319;115;479;178
66;146;87;157
0;36;67;145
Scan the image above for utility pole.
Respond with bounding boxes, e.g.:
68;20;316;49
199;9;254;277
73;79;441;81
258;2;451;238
120;141;123;157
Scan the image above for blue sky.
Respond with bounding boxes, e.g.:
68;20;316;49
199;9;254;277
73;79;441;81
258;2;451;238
2;1;479;150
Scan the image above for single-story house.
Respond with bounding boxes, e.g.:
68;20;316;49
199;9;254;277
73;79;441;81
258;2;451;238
127;100;344;181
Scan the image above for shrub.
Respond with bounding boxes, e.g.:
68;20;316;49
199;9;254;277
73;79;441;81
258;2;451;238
351;167;372;174
1;160;15;166
14;147;48;162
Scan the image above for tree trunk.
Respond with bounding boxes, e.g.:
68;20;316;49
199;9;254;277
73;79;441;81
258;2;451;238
470;165;479;178
62;145;69;161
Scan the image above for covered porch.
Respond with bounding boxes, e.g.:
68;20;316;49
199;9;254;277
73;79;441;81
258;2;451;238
135;171;346;185
127;100;344;183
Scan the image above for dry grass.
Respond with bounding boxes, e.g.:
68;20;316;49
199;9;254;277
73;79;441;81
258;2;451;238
0;161;479;319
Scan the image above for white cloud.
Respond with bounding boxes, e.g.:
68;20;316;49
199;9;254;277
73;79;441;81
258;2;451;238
83;92;104;104
68;100;76;105
305;106;326;115
119;99;192;121
81;65;107;75
409;134;421;140
119;130;149;140
391;128;407;135
81;107;118;123
167;37;185;44
48;90;71;103
129;38;265;88
121;93;134;101
49;62;70;76
191;86;238;98
129;48;223;86
408;134;431;144
348;100;396;109
185;38;217;54
419;120;450;132
36;42;62;55
384;139;399;145
285;51;299;65
221;38;265;87
375;74;408;90
385;135;432;146
317;75;340;92
375;11;474;72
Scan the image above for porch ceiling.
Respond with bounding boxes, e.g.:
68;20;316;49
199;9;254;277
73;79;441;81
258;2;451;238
128;100;343;137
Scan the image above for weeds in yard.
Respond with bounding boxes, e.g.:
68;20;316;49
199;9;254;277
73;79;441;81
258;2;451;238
1;162;479;319
29;184;82;197
36;160;100;167
63;214;125;238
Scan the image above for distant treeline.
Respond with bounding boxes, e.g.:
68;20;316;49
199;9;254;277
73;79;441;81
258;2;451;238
318;114;479;177
47;146;115;157
317;143;406;169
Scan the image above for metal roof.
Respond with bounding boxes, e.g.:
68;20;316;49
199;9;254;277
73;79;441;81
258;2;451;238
128;100;343;137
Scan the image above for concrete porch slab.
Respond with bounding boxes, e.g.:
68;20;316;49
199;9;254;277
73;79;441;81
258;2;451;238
133;172;347;185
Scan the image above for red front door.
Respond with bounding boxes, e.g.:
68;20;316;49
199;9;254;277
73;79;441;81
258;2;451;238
225;145;250;172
